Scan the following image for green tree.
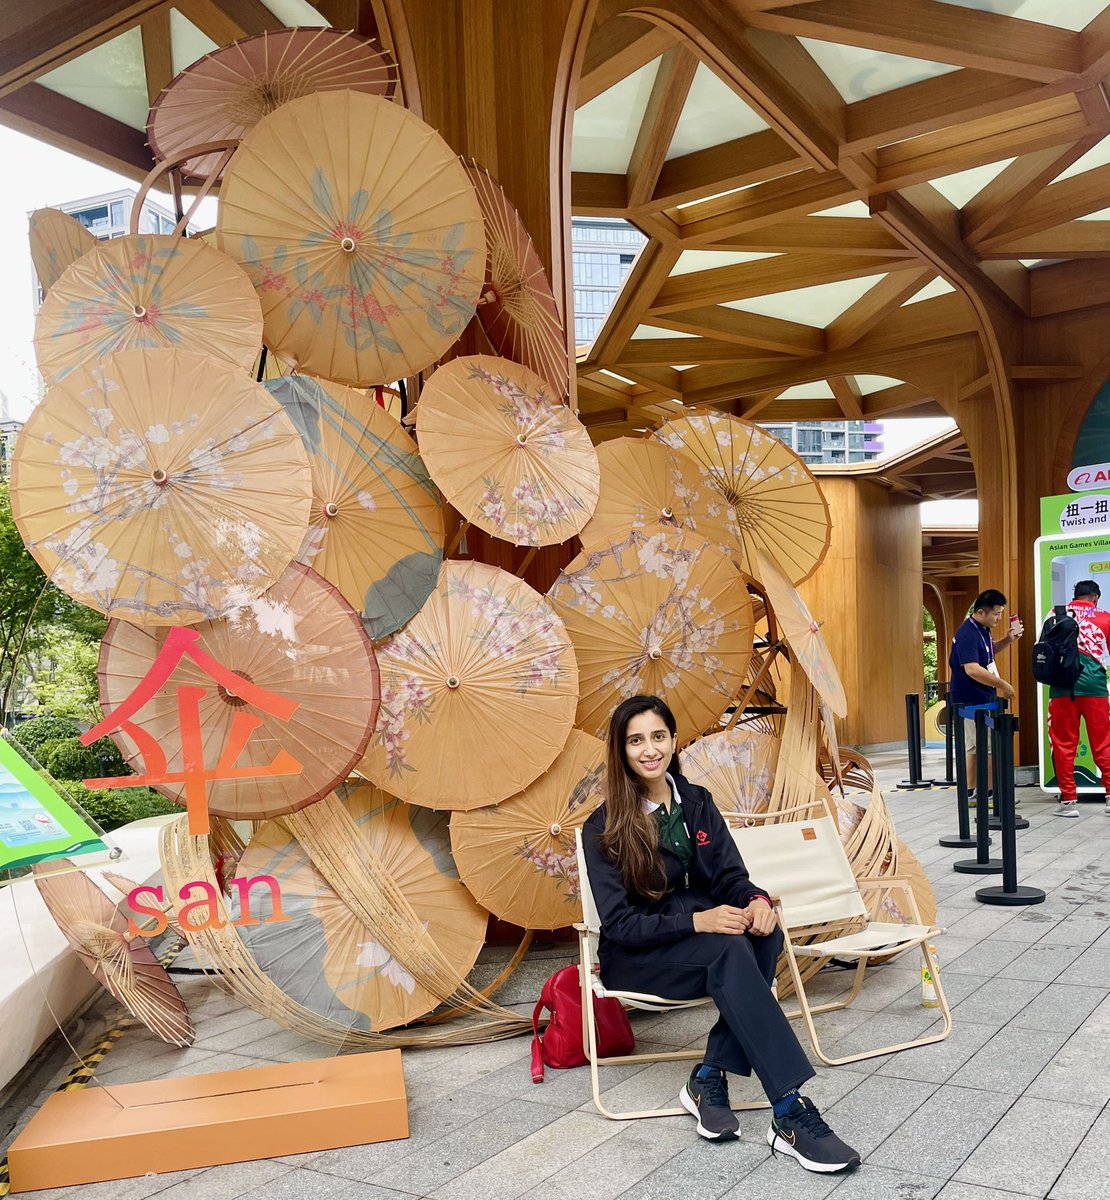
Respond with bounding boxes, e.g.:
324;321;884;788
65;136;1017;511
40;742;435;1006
11;714;80;755
923;606;938;695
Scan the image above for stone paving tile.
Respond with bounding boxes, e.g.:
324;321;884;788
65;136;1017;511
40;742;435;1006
818;1010;945;1074
837;964;919;1011
947;976;1049;1029
237;1167;416;1200
867;1083;1013;1179
714;1154;843;1200
875;1020;1001;1086
1009;982;1108;1034
1036;907;1110;948
371;1097;556;1195
143;1160;293;1200
827;1165;945;1199
953;1095;1100;1196
1049;1108;1110;1199
1025;993;1110;1106
936;1181;1042;1199
942;939;1026;977
995;942;1086;982
1056;946;1110;987
948;1024;1070;1094
821;1072;937;1158
15;1169;203;1200
619;1139;770;1200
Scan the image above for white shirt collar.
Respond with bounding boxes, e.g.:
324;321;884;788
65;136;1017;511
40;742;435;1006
643;773;681;814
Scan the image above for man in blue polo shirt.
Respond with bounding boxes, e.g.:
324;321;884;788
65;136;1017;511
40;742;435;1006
949;589;1024;792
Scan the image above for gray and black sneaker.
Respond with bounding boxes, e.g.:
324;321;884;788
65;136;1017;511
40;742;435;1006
767;1096;860;1173
680;1066;740;1141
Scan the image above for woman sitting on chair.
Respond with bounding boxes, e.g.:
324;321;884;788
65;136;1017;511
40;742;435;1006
582;694;860;1175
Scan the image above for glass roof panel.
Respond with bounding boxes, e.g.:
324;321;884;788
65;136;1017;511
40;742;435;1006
630;325;698;339
854;374;907;394
777;381;835;399
39;28;148;130
1054;136;1110;184
799;38;959;102
573;58;662;174
935;0;1107;32
170;9;219;75
666;63;768;160
669;249;778;276
1078;207;1110;220
903;277;957;305
812;201;871;218
722;274;889;328
261;0;331;24
930;159;1015;208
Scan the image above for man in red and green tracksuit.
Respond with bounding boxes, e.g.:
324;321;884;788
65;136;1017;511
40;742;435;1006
1047;580;1110;815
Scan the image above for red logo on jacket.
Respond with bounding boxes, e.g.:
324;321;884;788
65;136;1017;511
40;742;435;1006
695;829;710;846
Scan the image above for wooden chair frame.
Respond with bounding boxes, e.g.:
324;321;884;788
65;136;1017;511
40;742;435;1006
732;809;952;1067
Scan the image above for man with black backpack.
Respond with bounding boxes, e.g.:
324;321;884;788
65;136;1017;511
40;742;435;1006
1039;581;1110;817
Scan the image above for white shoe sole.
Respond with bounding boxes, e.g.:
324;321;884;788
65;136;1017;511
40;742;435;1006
766;1128;859;1173
679;1084;738;1141
1053;809;1079;818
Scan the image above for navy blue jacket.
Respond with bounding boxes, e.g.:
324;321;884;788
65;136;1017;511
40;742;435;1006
582;773;771;953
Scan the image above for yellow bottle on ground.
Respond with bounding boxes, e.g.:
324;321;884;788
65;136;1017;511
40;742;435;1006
921;945;940;1008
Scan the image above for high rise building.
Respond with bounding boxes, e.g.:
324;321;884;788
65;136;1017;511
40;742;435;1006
570;217;883;463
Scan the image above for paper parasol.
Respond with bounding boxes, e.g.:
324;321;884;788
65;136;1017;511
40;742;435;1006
264;374;443;640
148;28;399;181
579;436;736;552
449;729;604;929
359;559;579;810
679;727;779;819
10;347;311;626
233;784;487;1031
653;411;831;584
29;208;95;295
218;90;485;386
463;160;568;396
548;530;754;744
756;548;847;718
34;234;263;385
417;355;599;547
33;863;193;1045
96;563;379;822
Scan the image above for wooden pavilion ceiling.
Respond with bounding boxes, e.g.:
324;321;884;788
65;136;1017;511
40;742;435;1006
572;0;1110;439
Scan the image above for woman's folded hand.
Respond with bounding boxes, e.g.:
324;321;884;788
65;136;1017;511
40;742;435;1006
692;905;751;935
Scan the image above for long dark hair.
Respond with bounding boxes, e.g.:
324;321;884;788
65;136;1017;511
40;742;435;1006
600;695;679;901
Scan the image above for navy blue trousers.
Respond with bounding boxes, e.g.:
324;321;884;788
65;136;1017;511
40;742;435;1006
600;928;815;1101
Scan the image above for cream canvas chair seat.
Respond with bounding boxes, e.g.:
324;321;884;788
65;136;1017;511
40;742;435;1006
731;810;951;1066
573;828;768;1121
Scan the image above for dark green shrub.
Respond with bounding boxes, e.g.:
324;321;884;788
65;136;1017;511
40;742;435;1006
56;780;178;832
12;715;80;755
44;736;129;782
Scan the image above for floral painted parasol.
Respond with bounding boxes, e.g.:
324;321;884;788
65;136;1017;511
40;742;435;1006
359;560;579;810
218;90;485;387
265;374;443;640
449;730;605;930
28;208;96;296
679;727;780;820
34;234;263;385
417;355;599;547
147;28;399;182
10;348;311;626
548;529;754;745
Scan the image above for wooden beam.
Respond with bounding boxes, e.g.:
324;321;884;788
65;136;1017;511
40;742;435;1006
586;240;682;365
861;382;936;415
577;14;673;106
745;0;1081;83
626;44;698;207
825;268;934;352
1010;364;1085;380
140;9;173;108
714;217;912;257
571;171;628;214
1028;258;1110;318
618;337;788;365
177;0;282;45
0;0;169;97
961;137;1104;244
829;375;863;418
0;82;153;177
979;221;1110;259
976;163;1110;246
736;399;845;420
650;128;806;210
649;253;917;313
651;305;825;354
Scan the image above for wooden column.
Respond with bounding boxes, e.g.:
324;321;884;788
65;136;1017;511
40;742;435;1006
799;477;923;749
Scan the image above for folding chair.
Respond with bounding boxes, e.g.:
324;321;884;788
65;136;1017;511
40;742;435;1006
731;811;951;1066
574;828;769;1121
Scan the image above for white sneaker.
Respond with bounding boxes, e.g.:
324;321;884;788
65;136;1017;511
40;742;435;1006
1103;800;1110;816
1052;802;1079;818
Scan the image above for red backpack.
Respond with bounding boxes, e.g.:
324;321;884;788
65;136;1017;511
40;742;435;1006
530;964;635;1082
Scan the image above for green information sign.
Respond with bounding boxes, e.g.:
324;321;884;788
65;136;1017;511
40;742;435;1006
0;734;111;878
1040;490;1110;536
1033;514;1110;794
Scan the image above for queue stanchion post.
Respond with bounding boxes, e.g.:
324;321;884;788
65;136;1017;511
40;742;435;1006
939;702;980;849
977;712;1045;906
935;682;958;787
953;706;1003;874
897;692;934;790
